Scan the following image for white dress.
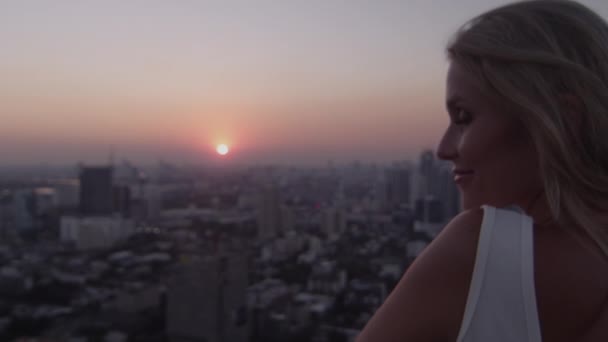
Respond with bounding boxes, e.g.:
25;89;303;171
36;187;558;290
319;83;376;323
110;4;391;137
456;205;543;342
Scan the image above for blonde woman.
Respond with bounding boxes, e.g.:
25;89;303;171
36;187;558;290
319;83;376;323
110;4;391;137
357;1;608;341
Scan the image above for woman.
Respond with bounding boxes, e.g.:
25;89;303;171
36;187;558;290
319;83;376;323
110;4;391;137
357;1;608;341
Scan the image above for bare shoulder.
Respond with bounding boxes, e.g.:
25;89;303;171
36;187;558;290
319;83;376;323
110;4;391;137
356;208;484;342
433;207;485;249
414;207;484;275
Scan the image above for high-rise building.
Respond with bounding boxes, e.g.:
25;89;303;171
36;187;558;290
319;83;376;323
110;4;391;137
382;164;411;209
166;254;249;342
436;163;461;220
79;166;113;216
418;150;439;198
60;216;134;250
257;184;282;240
419;150;434;174
112;185;131;218
14;190;35;231
33;187;58;216
52;179;80;210
414;196;444;223
113;160;141;185
322;207;346;237
413;150;462;221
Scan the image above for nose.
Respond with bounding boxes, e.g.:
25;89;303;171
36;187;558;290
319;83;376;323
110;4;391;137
436;126;458;161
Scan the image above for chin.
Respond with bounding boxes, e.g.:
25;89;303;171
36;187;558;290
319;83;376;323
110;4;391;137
461;195;484;211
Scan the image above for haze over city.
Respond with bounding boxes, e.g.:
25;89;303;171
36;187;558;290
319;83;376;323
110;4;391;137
2;1;608;341
1;0;607;165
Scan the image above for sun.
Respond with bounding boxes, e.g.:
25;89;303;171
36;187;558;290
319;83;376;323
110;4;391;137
216;144;230;156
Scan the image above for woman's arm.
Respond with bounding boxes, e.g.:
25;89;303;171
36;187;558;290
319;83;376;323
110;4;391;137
356;208;483;342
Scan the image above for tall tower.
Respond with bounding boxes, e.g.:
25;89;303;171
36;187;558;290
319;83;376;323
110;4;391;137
418;150;437;198
166;254;249;342
79;166;113;216
436;163;461;220
383;164;411;209
323;207;347;237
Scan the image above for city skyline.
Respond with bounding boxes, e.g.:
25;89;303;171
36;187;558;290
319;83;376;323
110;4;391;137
2;0;608;165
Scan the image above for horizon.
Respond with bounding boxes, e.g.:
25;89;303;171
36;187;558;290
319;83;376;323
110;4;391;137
2;0;608;165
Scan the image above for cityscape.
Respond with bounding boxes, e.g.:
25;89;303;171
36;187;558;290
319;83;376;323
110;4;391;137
13;1;604;341
0;150;459;342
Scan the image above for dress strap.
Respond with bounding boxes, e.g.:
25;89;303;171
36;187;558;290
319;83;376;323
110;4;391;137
456;205;542;342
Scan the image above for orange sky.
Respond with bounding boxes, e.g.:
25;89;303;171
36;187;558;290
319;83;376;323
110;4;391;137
1;0;606;165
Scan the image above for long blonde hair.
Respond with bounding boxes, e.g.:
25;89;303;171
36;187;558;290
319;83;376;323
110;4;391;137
447;0;608;256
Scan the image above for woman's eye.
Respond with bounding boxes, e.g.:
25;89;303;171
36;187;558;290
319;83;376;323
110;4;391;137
452;108;472;125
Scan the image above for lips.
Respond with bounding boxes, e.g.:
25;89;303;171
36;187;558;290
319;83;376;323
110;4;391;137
452;169;474;184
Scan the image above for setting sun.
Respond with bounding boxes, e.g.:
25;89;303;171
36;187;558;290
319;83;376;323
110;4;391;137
216;144;230;156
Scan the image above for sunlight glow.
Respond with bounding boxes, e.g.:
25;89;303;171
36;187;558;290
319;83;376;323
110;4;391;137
216;144;229;156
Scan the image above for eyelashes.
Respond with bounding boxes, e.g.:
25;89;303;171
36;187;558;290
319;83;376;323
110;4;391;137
451;107;473;125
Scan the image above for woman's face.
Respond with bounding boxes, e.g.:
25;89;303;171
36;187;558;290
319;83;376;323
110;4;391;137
437;62;543;210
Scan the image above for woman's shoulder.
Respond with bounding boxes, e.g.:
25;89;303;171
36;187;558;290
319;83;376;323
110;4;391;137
357;208;485;342
403;207;485;299
421;207;485;265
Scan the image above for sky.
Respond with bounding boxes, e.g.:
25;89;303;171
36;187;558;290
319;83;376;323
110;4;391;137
1;0;607;166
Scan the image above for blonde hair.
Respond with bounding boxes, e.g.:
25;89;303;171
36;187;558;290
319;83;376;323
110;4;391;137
447;0;608;256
